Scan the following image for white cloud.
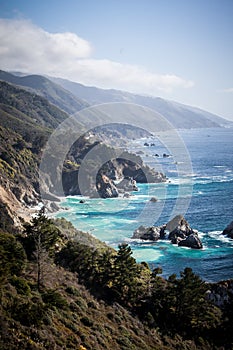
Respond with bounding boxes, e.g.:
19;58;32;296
0;18;194;94
219;88;233;93
0;19;91;73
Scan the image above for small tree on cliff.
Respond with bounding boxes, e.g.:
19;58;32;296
22;211;61;290
111;243;140;305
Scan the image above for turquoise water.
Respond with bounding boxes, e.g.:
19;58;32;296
56;128;233;282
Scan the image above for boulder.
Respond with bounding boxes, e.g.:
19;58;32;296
178;234;203;249
132;224;167;241
222;221;233;239
132;225;160;241
131;215;202;248
167;215;194;240
116;178;138;192
123;192;131;198
166;215;202;248
159;224;167;239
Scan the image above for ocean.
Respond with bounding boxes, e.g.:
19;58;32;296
55;127;233;282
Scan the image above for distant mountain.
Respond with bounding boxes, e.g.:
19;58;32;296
5;70;232;130
0;70;88;115
51;76;233;129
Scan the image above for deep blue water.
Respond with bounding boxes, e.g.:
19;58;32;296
56;128;233;282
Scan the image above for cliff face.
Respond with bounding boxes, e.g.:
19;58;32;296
0;125;41;228
0;81;71;226
62;141;166;197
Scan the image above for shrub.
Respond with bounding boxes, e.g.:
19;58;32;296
10;276;31;295
65;285;81;296
42;289;68;309
80;316;93;327
0;231;26;283
12;299;46;326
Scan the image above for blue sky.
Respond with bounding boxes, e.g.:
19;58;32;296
0;0;232;120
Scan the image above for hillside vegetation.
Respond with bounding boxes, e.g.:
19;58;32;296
0;80;72;228
0;70;88;114
0;214;232;349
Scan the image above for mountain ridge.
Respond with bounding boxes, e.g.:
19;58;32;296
0;70;89;115
3;69;233;129
50;75;233;129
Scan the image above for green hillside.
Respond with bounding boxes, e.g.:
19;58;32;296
0;81;73;229
0;214;232;350
0;70;89;115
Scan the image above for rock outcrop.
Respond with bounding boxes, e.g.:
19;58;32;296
116;178;138;192
206;280;233;308
166;215;202;248
96;175;119;199
132;225;166;241
167;215;195;243
62;142;166;198
132;215;202;249
178;233;203;249
222;221;233;239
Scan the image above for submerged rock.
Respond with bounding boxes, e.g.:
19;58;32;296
222;220;233;239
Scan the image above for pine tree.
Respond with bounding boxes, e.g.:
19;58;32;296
167;267;222;337
111;243;140;305
22;211;61;290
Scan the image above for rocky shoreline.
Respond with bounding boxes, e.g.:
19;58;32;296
62;141;167;198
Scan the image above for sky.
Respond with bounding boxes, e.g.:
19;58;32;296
0;0;232;120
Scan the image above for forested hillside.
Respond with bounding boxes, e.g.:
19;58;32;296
1;214;232;349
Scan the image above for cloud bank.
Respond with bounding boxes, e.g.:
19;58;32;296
0;18;194;94
220;88;233;93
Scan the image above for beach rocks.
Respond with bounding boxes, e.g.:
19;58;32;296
222;220;233;239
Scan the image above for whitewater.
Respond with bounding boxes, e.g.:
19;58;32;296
55;127;233;282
